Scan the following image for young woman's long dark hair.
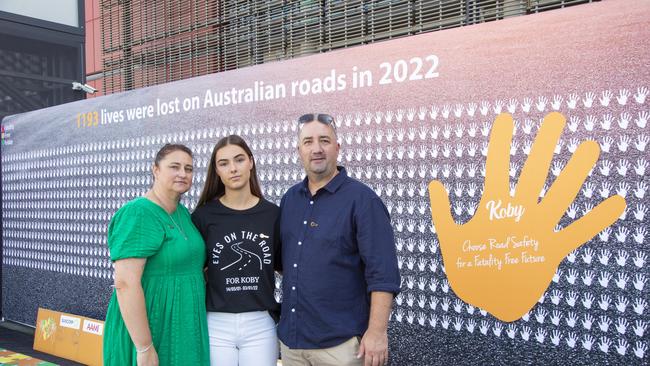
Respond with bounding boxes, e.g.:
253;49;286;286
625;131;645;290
196;135;263;208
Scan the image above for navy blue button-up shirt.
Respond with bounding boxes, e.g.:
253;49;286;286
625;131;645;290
278;167;401;349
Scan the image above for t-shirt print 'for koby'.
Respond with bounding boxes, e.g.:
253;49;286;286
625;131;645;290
191;198;280;314
214;229;271;291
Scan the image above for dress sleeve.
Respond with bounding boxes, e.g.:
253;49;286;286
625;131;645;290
108;202;165;261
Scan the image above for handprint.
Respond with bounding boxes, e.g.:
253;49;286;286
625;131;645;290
582;334;594;350
551;330;561;346
599;294;611;310
521;97;532;113
568;116;580;132
454;104;464;118
635;134;648;152
416;312;426;326
507;98;518;114
534;328;546;344
598;316;611;332
406;108;416;122
479;101;490;116
634;182;647;199
616;339;628;356
429;314;437;327
551;94;563;110
634;86;648;104
466;102;477;117
567;93;579;109
442;104;451;119
600;114;613;130
429;105;439;120
636;111;648;128
493;99;505;114
385;110;395;124
492;322;503;337
617;182;629;198
633;341;647;359
535;96;547;112
583;92;596;108
566;332;577;348
634;159;647;176
441;315;451;329
583;314;595;330
633;320;647;337
600;90;613;107
615;272;628;289
616;296;630;313
428;113;625;322
619;112;631;129
616;318;628;334
633;274;646;291
633;299;647;315
598;337;611;353
616;88;630;105
616;250;629;266
584;115;596;131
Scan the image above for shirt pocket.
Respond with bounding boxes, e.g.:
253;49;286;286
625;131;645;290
306;214;341;246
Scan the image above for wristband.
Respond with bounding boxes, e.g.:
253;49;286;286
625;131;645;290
136;342;153;353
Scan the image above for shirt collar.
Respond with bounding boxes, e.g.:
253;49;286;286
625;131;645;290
300;166;347;195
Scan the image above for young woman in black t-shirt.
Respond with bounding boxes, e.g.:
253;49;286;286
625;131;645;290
192;135;281;366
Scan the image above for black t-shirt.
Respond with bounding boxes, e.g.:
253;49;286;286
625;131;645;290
192;198;281;313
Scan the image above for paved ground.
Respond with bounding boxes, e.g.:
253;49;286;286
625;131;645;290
0;322;83;366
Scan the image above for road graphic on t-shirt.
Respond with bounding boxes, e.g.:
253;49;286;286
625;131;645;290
220;241;263;271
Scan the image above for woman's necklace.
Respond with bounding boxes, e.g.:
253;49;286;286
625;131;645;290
168;209;188;240
151;189;188;240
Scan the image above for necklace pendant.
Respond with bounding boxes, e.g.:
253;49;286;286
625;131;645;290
168;212;188;240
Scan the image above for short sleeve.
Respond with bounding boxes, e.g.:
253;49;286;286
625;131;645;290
108;201;165;261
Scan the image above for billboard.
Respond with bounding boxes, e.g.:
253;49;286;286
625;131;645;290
2;1;648;364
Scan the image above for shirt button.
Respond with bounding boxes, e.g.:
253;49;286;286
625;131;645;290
292;286;296;290
291;308;295;313
303;220;307;225
298;241;302;245
293;263;297;268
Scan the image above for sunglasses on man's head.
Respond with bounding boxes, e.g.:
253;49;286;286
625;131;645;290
297;113;336;129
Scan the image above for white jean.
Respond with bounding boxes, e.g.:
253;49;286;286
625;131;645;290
207;311;278;366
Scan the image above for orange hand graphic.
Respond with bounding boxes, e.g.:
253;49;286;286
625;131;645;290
428;112;626;322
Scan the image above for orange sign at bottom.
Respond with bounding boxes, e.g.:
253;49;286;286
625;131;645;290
33;308;103;366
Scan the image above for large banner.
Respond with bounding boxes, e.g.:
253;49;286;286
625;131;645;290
2;1;648;364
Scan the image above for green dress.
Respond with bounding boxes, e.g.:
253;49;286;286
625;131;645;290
103;197;210;365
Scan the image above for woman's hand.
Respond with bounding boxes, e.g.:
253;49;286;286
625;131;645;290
136;346;159;366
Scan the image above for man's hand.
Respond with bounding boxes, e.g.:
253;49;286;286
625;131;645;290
358;291;393;365
358;328;388;366
428;112;625;322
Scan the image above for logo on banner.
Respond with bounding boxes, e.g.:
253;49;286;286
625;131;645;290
428;112;626;322
39;317;57;340
82;319;104;335
1;124;14;145
59;315;81;329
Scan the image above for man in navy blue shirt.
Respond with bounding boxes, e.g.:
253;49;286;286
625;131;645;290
279;113;401;366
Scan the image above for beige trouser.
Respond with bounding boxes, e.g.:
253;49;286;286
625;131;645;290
280;337;363;366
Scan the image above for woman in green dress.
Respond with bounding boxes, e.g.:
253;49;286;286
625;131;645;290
103;143;210;366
